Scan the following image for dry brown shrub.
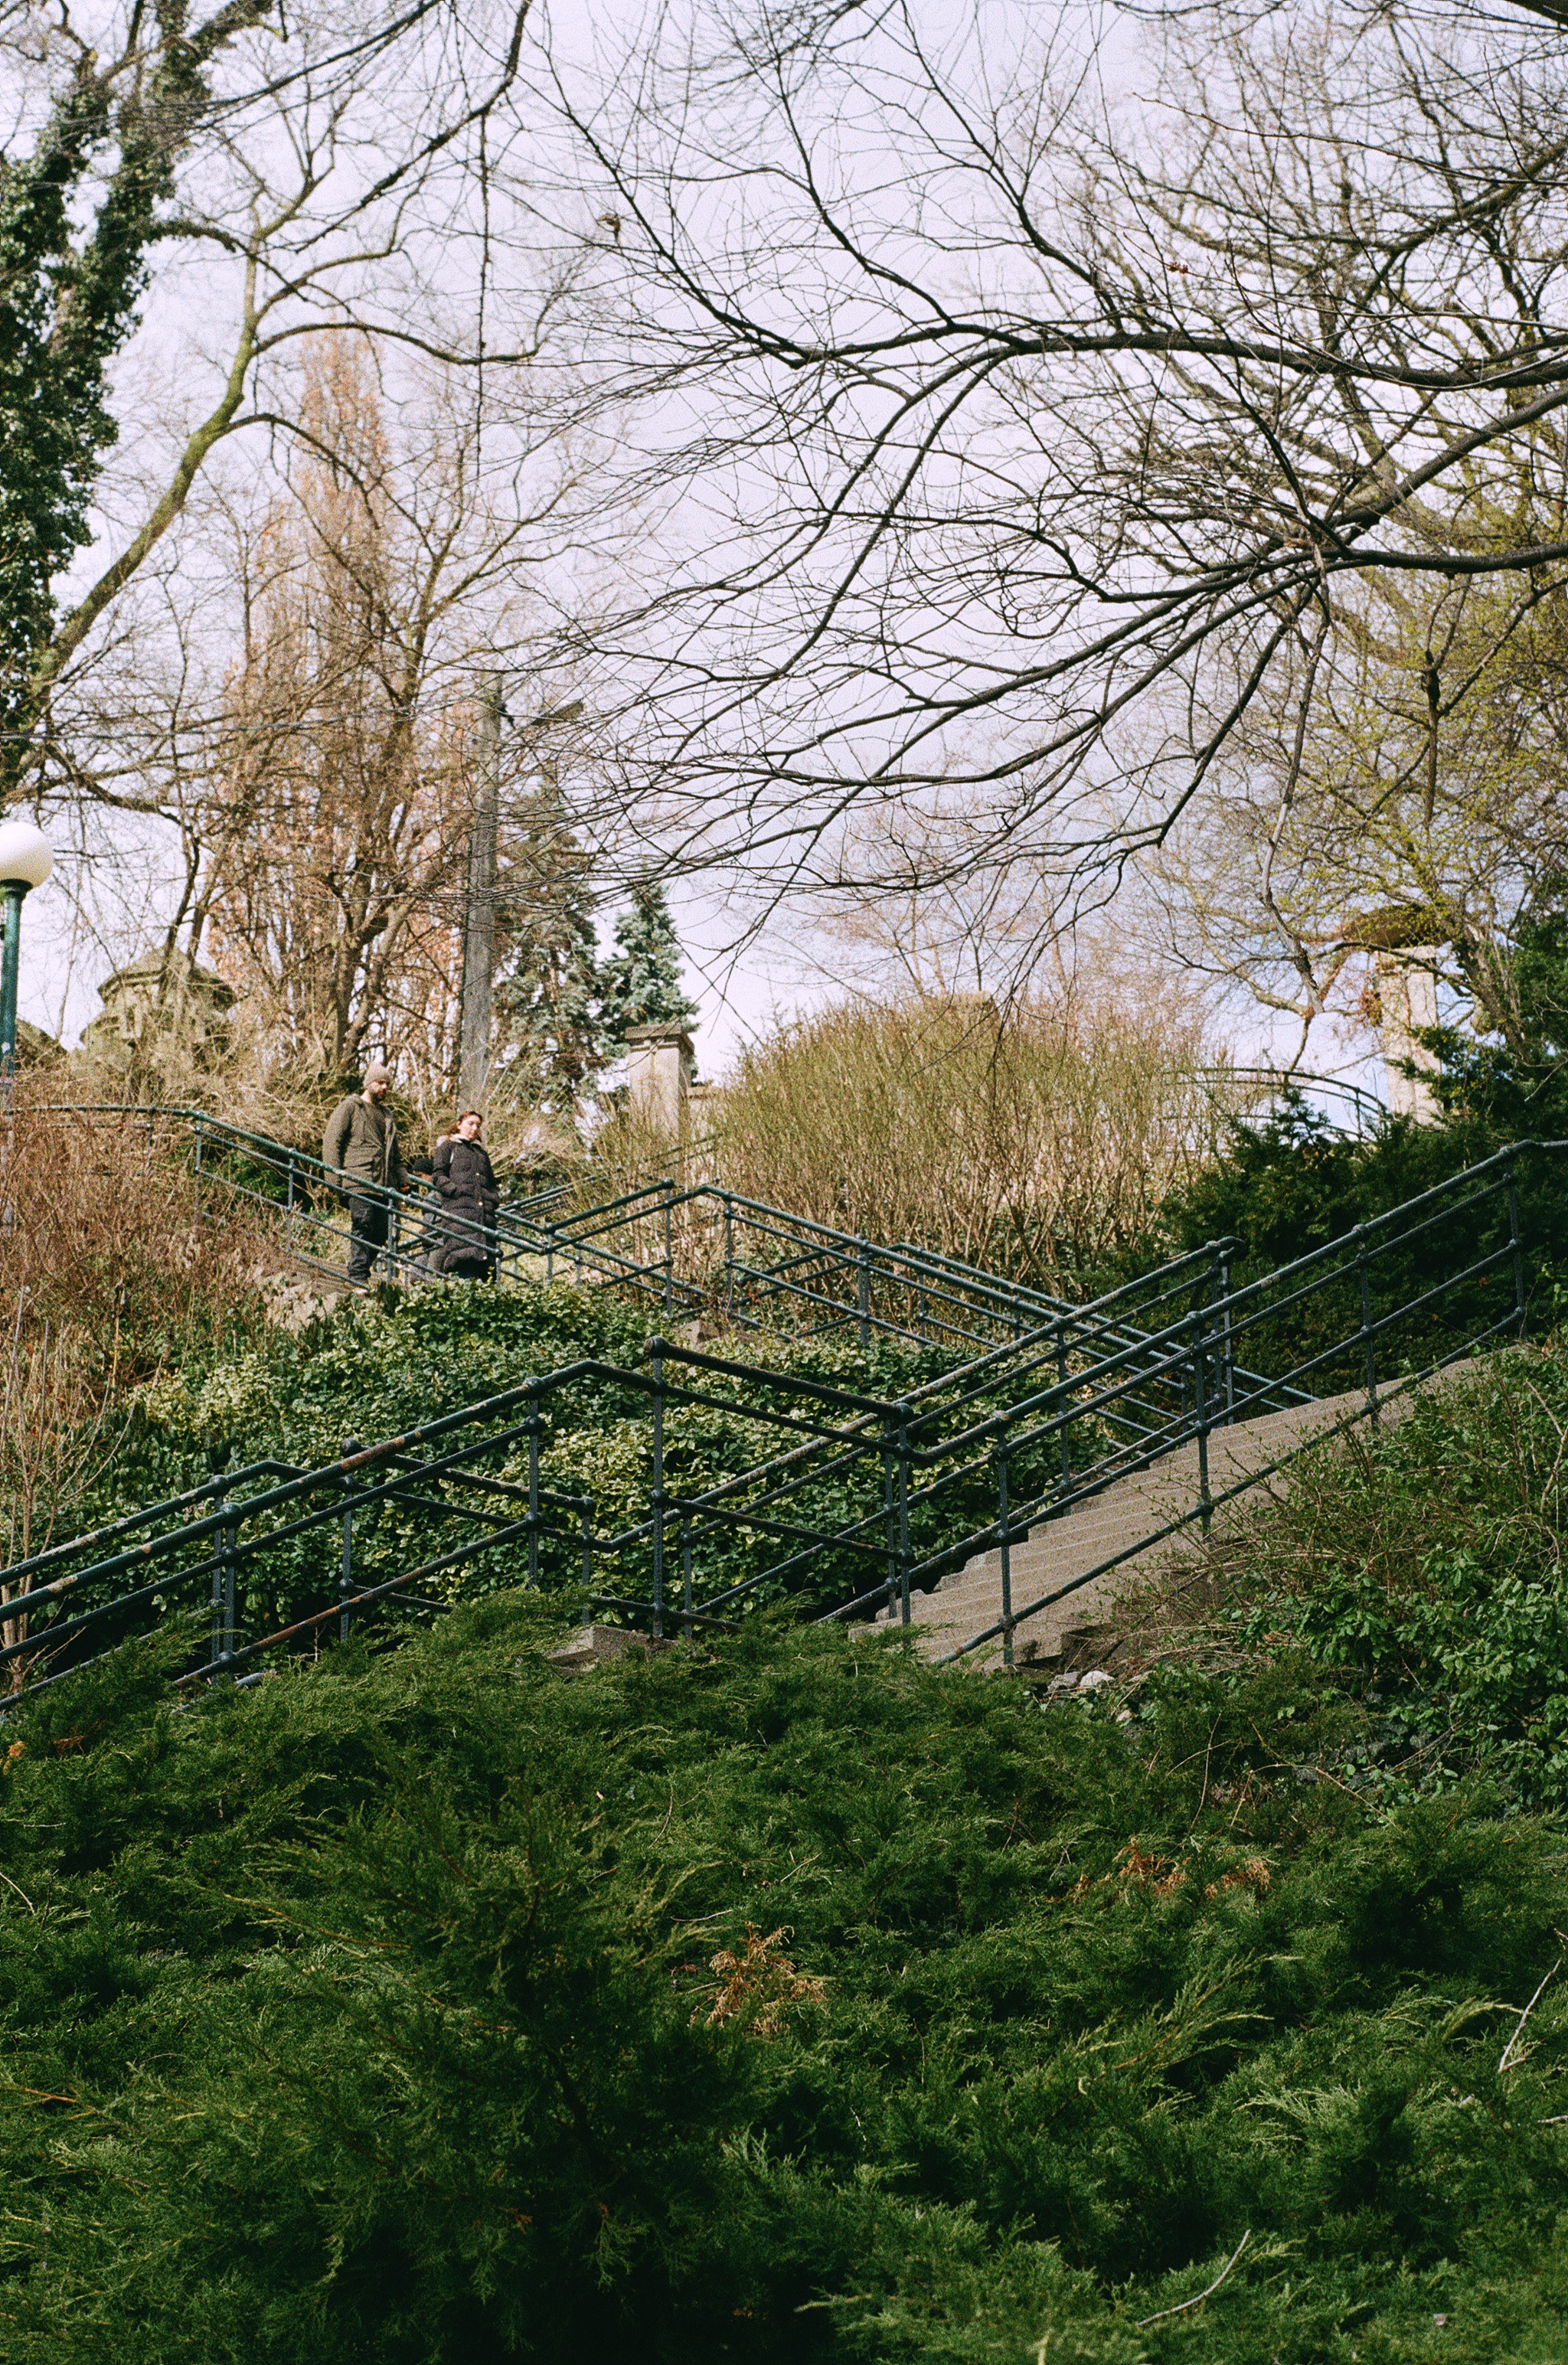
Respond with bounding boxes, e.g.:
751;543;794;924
0;1096;272;1400
697;993;1245;1291
699;1924;828;2038
0;1312;126;1674
1114;1837;1189;1899
0;1096;276;1684
1063;1839;1270;1906
1204;1859;1271;1900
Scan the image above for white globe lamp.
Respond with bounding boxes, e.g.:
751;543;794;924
0;818;54;892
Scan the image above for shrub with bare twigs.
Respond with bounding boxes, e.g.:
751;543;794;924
0;1096;274;1684
701;995;1243;1292
0;1098;271;1400
0;1309;126;1681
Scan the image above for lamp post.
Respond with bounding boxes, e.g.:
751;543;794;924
0;818;53;1086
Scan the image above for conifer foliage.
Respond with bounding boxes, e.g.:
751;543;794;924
598;883;699;1050
495;852;697;1111
494;769;607;1109
4;1494;1568;2359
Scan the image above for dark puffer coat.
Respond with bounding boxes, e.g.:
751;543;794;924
429;1138;500;1276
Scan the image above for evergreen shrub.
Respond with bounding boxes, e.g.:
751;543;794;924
105;1289;1001;1644
2;1579;1567;2360
1188;1344;1568;1811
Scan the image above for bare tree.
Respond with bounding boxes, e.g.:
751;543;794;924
178;335;584;1095
1143;559;1568;1059
543;0;1568;940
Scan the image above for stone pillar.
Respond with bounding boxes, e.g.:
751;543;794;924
1377;950;1441;1125
624;1023;694;1135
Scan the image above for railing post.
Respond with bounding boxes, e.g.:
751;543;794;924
858;1240;871;1351
1219;1248;1236;1425
664;1184;675;1314
580;1498;594;1622
339;1437;360;1642
881;1411;899;1621
650;1344;666;1638
1507;1161;1527;1343
1357;1227;1379;1429
221;1502;237;1668
1057;1328;1070;1492
724;1193;736;1323
896;1401;912;1626
681;1511;694;1641
1192;1303;1212;1535
209;1457;230;1675
995;1419;1014;1671
526;1383;541;1589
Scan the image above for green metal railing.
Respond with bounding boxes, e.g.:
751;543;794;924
0;1140;1547;1704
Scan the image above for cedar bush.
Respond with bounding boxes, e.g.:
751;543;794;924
3;1506;1568;2358
1116;1093;1568;1390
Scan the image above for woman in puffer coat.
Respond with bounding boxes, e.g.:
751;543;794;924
428;1110;501;1279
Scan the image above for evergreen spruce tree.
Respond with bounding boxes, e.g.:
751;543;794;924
598;884;698;1054
492;776;606;1111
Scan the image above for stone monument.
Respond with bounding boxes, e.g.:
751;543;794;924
1377;951;1441;1125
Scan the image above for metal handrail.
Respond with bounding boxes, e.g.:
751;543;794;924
0;1204;1240;1689
31;1102;1233;1366
5;1125;1551;1700
1198;1067;1390;1135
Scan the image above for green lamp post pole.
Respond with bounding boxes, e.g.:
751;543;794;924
0;884;23;1076
0;819;54;1090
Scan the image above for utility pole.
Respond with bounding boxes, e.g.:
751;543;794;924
457;671;503;1108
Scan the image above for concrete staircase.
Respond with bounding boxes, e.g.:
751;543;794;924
888;1379;1442;1667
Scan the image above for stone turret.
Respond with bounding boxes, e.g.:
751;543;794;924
79;952;237;1073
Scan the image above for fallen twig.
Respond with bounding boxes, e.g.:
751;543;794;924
1500;1957;1562;2076
1134;2230;1251;2328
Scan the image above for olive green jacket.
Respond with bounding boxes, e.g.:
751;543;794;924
322;1094;409;1194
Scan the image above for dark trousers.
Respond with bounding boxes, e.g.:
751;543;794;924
347;1195;389;1284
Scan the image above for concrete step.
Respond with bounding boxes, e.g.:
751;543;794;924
880;1373;1457;1667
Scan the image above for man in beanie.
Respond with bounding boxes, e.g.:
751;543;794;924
322;1062;409;1285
